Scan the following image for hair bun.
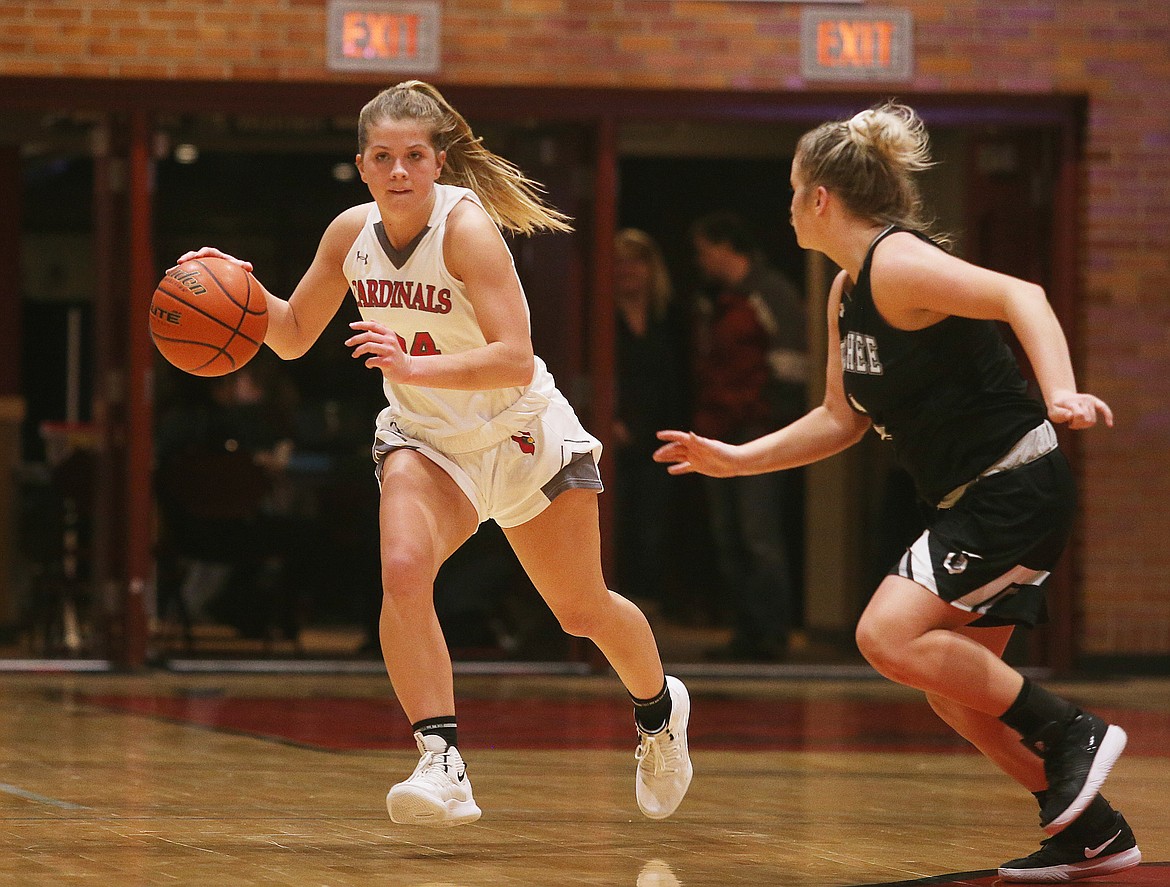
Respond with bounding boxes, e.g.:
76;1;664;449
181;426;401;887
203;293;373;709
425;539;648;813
847;109;878;142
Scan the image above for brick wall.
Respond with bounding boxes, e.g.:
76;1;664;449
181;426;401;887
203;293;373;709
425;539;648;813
3;0;1168;657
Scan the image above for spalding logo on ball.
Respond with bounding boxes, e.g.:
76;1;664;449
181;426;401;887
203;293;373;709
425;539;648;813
149;256;268;377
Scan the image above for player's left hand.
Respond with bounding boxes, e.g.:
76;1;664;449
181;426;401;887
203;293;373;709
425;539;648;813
1047;390;1114;430
346;320;412;382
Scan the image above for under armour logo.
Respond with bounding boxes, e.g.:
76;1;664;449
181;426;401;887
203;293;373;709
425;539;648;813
356;250;369;264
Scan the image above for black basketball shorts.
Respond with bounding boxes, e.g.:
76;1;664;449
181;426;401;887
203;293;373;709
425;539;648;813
890;449;1076;628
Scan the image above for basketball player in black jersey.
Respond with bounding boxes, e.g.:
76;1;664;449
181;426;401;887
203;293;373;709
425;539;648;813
655;102;1139;883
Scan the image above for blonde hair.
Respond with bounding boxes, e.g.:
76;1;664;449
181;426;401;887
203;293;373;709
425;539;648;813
358;80;572;236
614;228;674;320
795;101;939;236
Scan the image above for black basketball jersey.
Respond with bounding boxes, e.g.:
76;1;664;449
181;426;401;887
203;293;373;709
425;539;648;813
840;225;1047;506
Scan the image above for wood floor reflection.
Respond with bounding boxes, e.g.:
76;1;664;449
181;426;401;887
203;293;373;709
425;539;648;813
1;671;1167;887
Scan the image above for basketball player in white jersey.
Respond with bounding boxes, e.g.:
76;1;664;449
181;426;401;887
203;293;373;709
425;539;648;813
179;80;691;827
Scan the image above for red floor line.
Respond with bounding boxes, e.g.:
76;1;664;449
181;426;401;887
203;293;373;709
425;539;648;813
80;694;1170;756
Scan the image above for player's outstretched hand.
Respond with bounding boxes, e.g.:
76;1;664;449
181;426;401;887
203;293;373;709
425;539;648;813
176;247;254;273
1047;390;1114;430
653;430;739;477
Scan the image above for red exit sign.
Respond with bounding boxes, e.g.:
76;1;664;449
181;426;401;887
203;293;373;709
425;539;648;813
327;0;440;73
801;8;913;82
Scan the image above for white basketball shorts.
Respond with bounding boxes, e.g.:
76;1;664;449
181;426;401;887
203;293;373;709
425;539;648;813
372;389;603;528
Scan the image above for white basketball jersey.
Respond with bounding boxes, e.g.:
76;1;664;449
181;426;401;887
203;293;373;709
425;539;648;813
343;184;557;448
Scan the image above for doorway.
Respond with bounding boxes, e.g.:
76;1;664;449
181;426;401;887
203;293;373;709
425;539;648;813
0;85;1080;669
610;116;1068;667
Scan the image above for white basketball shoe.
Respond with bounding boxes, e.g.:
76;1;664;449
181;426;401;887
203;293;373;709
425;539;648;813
635;676;693;819
386;732;482;827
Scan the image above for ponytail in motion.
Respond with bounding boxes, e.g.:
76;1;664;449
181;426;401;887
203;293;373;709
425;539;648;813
358;80;573;236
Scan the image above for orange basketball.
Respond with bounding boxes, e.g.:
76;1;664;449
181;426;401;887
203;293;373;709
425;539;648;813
149;257;268;377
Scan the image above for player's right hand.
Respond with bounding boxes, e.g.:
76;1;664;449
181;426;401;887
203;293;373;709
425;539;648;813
177;247;253;273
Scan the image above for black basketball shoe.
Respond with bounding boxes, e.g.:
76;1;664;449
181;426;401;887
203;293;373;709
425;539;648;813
999;808;1141;882
1036;711;1127;835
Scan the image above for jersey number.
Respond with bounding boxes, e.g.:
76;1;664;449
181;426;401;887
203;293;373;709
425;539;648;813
395;331;442;356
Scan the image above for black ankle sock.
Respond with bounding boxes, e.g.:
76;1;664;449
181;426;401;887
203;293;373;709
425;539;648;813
412;716;458;750
631;680;672;734
999;678;1078;751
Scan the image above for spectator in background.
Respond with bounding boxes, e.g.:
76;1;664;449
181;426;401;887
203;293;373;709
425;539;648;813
613;228;689;615
689;211;808;661
153;363;293;633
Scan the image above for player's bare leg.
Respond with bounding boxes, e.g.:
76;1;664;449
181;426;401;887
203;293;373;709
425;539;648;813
923;623;1045;789
377;448;481;826
858;577;1139;881
504;489;693;819
504;489;662;696
857;577;1125;829
856;576;1030;713
377;449;476;717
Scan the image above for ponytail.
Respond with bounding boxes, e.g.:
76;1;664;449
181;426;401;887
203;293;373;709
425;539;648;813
358;81;572;236
796;101;944;240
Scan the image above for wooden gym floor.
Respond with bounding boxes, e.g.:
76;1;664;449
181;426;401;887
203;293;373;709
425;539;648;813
1;669;1167;887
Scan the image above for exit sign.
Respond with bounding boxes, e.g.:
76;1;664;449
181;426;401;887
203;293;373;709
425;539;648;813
801;7;913;82
327;0;440;74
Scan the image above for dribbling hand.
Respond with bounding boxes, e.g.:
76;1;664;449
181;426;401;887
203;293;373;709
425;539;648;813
176;247;254;273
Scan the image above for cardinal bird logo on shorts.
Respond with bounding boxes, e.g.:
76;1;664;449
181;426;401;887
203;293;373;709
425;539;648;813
511;432;536;455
